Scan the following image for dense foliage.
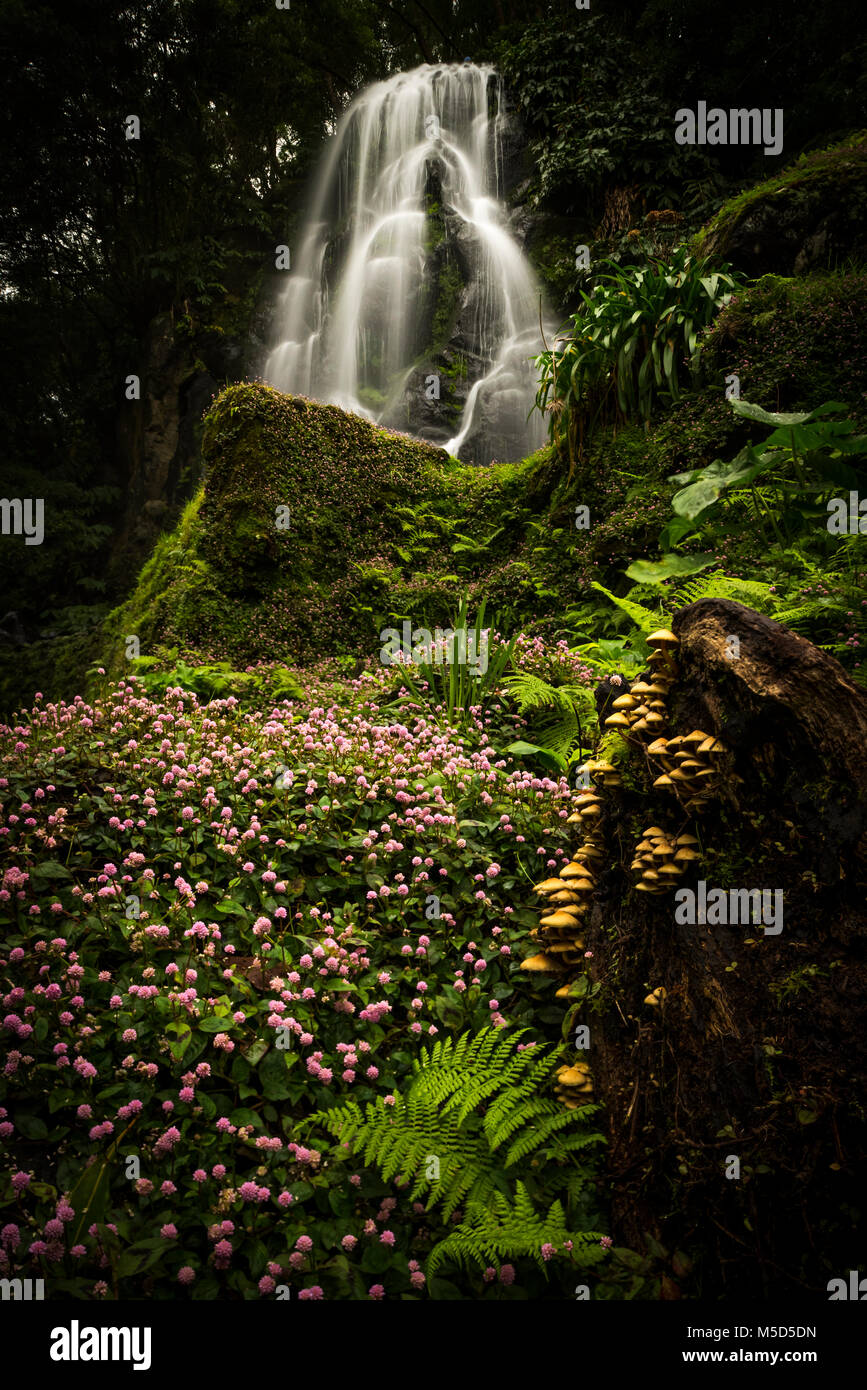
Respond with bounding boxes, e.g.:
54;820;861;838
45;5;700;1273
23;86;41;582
0;670;623;1299
3;0;867;1310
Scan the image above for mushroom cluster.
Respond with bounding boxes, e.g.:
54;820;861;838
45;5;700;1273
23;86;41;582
522;825;604;982
603;629;679;743
630;825;700;894
646;729;727;815
555;1062;594;1108
577;758;623;792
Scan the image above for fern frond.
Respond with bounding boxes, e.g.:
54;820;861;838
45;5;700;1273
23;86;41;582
312;1028;606;1237
427;1181;608;1280
591;581;667;635
672;574;774;609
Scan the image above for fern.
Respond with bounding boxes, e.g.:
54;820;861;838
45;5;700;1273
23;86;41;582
590;581;667;636
502;672;597;759
427;1182;607;1279
313;1028;606;1275
671;573;775;610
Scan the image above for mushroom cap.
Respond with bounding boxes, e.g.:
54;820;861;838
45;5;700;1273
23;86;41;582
520;953;563;972
559;863;586;879
579;804;602;818
674;847;701;862
658;862;683;877
641;868;660;882
683;729;709;746
540;910;585;927
647;738;669;756
533;877;566;892
653;774;674;789
644;826;667;839
676;833;700;846
647;628;679;647
698;735;724;755
611;693;637;710
644;986;667;1005
605;712;631;728
557;1063;591;1082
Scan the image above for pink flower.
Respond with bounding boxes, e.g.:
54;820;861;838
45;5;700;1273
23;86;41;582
160;1223;178;1240
368;1284;385;1300
178;1266;196;1285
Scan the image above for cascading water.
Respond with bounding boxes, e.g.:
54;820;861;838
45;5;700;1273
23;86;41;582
263;63;551;464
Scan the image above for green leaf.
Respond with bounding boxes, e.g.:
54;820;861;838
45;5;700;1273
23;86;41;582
28;859;73;883
15;1113;48;1140
259;1048;293;1100
165;1020;193;1060
198;1015;233;1033
229;1107;261;1130
729;399;812;427
624;553;715;584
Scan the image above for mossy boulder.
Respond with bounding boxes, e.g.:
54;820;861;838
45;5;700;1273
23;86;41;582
692;132;867;276
98;384;559;678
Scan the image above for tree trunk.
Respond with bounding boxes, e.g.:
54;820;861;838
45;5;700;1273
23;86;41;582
580;601;867;1298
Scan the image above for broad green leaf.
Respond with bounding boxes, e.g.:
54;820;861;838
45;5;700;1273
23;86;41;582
625;553;716;584
729;399;812;427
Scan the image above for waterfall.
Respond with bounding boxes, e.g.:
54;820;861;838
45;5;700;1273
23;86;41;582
263;63;550;465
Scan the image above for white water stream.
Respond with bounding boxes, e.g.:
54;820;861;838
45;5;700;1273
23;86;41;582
263;63;549;463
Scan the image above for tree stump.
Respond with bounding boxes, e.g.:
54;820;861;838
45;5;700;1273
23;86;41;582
585;601;867;1297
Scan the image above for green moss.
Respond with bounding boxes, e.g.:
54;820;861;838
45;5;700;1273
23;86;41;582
692;131;867;265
